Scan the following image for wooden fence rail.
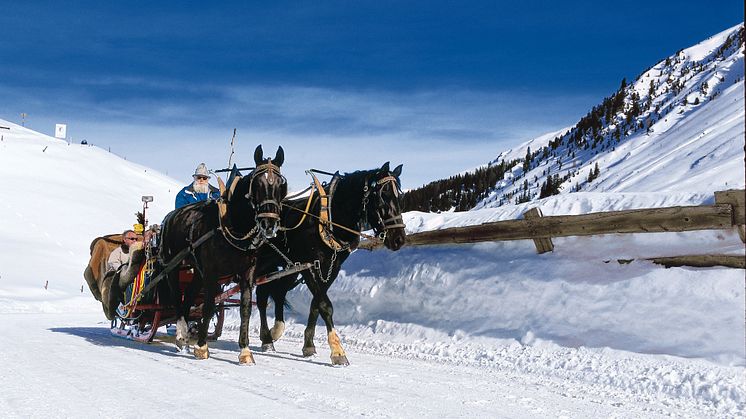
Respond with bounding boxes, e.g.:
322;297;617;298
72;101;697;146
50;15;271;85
359;189;745;261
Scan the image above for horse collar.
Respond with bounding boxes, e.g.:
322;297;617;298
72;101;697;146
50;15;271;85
309;171;347;252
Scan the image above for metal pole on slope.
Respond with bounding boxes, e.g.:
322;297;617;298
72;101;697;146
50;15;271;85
227;128;237;169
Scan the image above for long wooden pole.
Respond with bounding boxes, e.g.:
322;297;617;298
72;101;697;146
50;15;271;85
359;202;735;250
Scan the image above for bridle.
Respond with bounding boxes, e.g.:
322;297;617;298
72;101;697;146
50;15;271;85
362;174;406;241
247;159;286;228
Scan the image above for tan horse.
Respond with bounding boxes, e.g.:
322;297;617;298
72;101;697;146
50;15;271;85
84;234;142;319
84;234;121;301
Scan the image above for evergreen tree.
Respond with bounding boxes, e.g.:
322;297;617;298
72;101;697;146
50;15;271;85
523;147;531;172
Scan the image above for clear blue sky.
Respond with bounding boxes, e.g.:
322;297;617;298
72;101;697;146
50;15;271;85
1;1;742;189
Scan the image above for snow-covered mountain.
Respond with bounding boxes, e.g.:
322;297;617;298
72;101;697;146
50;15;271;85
405;24;744;212
483;23;744;206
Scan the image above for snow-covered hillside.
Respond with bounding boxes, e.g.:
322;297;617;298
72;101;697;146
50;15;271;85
476;24;744;208
0;118;181;310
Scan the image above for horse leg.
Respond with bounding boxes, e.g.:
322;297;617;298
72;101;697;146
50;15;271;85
176;269;200;351
269;285;287;342
301;273;319;357
238;271;255;365
302;299;319;357
317;294;348;366
193;274;216;360
256;284;274;352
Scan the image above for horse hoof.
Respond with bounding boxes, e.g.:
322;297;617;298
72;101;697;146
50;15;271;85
239;348;255;365
175;338;187;351
194;344;209;360
330;355;349;366
302;346;317;357
261;343;275;352
270;321;285;342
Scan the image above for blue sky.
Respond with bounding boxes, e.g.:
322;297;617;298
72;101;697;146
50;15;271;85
1;1;742;189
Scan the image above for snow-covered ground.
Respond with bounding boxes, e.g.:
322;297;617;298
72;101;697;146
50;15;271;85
6;312;735;418
1;25;745;418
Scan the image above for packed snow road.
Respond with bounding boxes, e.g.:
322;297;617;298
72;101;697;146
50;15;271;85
0;312;736;418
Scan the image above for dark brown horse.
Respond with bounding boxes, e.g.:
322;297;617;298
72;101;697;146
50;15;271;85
158;145;287;363
254;162;406;365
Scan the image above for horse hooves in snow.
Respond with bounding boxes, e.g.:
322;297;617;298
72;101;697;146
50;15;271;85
302;346;317;357
239;348;255;365
194;344;209;360
330;355;349;366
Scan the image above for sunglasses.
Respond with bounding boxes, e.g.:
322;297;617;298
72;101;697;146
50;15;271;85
124;237;138;241
195;176;209;180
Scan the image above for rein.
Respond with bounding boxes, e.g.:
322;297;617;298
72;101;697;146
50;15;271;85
282;203;380;242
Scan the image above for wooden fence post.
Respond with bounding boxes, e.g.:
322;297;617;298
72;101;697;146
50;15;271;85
715;189;746;243
523;207;554;254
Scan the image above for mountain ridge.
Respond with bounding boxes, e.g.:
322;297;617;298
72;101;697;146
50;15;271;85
403;23;744;213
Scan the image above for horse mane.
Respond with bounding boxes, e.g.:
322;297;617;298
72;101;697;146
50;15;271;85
332;169;374;210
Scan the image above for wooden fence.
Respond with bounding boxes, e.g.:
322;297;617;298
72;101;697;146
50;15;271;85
359;189;746;269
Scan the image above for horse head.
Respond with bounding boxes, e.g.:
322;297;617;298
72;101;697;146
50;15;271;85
248;145;287;238
364;162;406;251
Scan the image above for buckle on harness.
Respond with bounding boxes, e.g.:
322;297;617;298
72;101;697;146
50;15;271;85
314;260;321;271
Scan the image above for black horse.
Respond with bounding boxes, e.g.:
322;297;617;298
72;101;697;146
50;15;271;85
159;145;287;364
254;162;406;365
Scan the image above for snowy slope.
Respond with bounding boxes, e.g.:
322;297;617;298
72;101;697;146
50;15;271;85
474;23;744;209
0;118;181;310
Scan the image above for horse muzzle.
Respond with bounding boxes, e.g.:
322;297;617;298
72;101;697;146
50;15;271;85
257;213;280;238
383;227;406;251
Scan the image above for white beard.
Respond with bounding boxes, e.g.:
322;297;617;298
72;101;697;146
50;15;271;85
193;182;209;194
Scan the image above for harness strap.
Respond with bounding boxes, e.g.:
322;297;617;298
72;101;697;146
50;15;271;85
283;204;379;242
280;192;315;231
309;171;346;251
383;215;406;229
140;229;216;296
376;175;398;186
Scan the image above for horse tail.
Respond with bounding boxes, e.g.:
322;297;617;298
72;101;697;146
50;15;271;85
83;265;102;301
269;293;294;312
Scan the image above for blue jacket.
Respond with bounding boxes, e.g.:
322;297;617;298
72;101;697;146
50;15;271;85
175;184;221;209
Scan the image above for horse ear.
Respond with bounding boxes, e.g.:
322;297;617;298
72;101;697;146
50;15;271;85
392;164;403;177
380;161;390;173
274;146;284;167
254;145;264;165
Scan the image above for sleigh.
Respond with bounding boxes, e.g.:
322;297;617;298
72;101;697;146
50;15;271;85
105;195;245;344
110;254;242;343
